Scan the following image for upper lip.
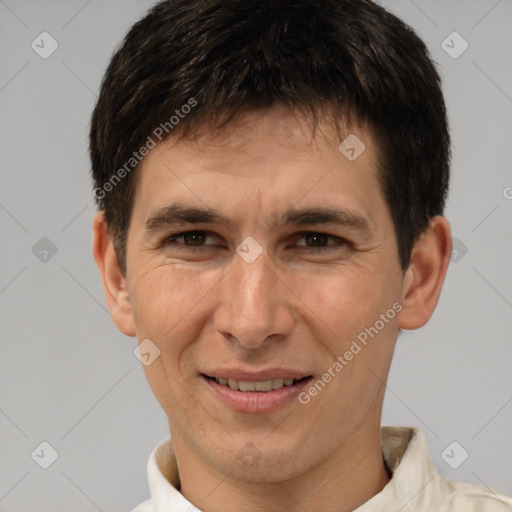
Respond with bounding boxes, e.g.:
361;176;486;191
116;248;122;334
203;369;312;381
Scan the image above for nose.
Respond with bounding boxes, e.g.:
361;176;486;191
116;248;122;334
213;246;295;350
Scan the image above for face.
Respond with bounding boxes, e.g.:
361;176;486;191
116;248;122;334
123;108;406;482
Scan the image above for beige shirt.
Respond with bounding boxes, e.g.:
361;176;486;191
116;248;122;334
132;426;512;511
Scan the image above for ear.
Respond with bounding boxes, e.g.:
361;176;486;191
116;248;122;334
398;216;452;330
92;211;136;336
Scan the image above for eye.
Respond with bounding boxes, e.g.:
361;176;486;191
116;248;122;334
162;230;218;250
294;232;348;251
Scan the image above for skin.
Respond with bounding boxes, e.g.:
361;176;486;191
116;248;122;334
93;107;451;512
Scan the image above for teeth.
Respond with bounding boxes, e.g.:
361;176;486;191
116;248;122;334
255;380;272;392
239;380;255;391
271;378;284;389
214;377;299;392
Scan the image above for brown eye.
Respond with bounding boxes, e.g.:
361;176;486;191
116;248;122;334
182;231;207;246
163;230;215;249
295;232;347;250
303;233;329;247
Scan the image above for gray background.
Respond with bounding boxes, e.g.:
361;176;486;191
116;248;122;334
1;0;511;510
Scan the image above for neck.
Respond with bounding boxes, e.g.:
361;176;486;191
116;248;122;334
173;420;391;512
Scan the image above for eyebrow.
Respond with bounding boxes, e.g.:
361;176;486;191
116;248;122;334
279;207;370;233
144;203;371;234
145;204;235;233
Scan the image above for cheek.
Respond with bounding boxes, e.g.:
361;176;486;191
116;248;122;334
290;265;391;342
130;266;222;408
129;264;224;352
292;265;400;406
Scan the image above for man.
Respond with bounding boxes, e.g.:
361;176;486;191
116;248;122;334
89;0;512;510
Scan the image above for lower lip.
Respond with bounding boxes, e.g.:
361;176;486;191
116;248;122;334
202;376;313;413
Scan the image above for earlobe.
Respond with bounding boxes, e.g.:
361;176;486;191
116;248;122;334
92;211;136;337
398;216;452;330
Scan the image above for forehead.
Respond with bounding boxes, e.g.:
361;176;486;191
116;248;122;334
159;107;374;170
131;108;387;231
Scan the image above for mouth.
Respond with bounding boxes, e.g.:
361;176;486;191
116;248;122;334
201;373;314;413
203;375;311;392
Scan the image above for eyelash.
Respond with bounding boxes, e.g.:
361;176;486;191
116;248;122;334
162;230;348;253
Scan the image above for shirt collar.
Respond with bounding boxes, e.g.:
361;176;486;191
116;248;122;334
354;426;440;511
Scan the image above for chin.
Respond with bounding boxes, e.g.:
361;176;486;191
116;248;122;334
210;435;315;483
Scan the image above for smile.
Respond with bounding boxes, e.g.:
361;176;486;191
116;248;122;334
202;374;313;413
211;376;306;392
